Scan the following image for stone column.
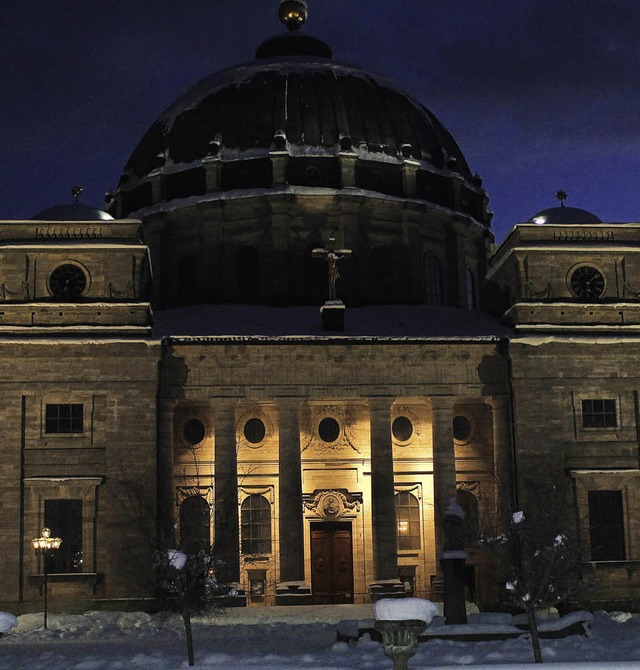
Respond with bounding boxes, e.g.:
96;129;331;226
491;395;515;524
157;398;176;547
214;401;240;584
401;159;419;198
369;397;398;583
431;396;457;557
278;399;304;582
339;151;358;187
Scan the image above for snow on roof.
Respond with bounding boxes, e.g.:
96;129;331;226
152;304;512;340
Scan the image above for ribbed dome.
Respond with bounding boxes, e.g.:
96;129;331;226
119;59;472;180
32;202;114;221
529;206;602;225
110;17;493;312
114;31;485;222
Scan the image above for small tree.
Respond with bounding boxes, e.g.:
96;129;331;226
154;545;234;666
483;484;584;663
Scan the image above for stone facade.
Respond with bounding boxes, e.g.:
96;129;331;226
3;7;640;614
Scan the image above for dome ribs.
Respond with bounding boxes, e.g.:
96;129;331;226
117;61;483;215
353;77;381;151
367;79;398;157
313;72;339;148
300;73;322;147
285;72;304;145
329;72;351;148
337;76;366;150
271;74;288;142
252;73;278;148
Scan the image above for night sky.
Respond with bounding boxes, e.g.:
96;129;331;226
2;0;639;242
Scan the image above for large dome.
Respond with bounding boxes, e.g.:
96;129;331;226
110;9;493;310
114;29;486;222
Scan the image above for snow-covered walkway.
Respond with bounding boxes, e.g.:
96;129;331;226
1;605;640;669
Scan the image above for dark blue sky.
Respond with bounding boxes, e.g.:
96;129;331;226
2;0;639;241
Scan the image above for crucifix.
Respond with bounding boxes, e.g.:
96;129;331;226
312;237;352;301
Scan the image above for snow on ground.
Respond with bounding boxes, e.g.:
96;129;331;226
1;605;640;669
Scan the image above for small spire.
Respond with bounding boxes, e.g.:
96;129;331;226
555;190;567;207
71;185;83;203
279;0;308;31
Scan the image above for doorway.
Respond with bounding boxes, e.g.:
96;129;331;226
310;522;354;604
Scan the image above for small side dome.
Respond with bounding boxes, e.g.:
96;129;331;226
32;202;114;221
529;206;603;225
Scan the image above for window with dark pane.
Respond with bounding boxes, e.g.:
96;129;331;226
392;416;413;442
582;399;617;428
466;269;476;310
241;494;271;555
395;491;420;550
45;403;83;434
588;490;625;561
180;495;210;554
425;255;443;306
457;489;480;545
44;499;82;573
244;417;266;444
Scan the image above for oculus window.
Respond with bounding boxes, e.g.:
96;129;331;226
241;494;271;555
49;264;87;300
45;403;83;434
243;418;266;444
392;416;413;442
183;418;206;446
453;415;472;443
395;491;421;550
582;399;617;428
318;417;340;443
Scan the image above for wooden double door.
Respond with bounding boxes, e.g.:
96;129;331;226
310;522;354;604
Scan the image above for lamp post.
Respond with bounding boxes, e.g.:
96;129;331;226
32;527;62;629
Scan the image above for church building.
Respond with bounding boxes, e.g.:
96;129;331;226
2;1;640;612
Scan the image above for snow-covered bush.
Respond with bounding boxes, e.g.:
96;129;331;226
0;612;18;635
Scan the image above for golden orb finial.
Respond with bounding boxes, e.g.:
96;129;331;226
279;0;308;31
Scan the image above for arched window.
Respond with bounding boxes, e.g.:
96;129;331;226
180;495;210;554
425;255;444;305
456;489;480;546
395;491;421;550
241;494;272;555
466;268;476;310
237;246;261;303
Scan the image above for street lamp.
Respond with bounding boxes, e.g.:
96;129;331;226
32;527;62;629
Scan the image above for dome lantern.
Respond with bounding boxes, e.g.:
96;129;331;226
279;0;308;31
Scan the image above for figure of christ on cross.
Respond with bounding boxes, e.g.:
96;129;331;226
312;237;352;301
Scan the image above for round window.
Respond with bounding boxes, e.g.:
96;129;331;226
244;417;266;444
49;264;87;300
452;416;472;442
392;416;413;442
318;417;340;443
183;418;206;445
